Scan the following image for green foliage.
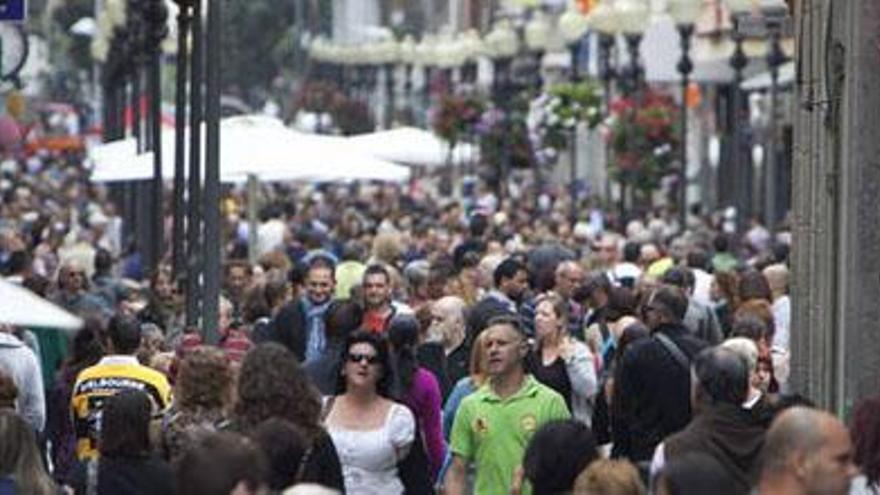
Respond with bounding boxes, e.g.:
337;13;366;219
529;80;604;154
478;93;535;173
607;89;680;197
292;81;375;135
429;93;486;145
220;0;298;101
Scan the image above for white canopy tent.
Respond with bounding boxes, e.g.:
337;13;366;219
347;127;479;168
88;116;410;183
0;279;84;332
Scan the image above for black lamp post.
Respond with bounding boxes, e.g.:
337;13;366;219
729;12;750;230
623;33;642;96
764;6;789;231
384;62;396;129
145;0;168;277
172;0;191;278
598;33;617;203
203;0;222;341
675;22;695;232
492;55;513;199
185;0;204;327
567;34;585;226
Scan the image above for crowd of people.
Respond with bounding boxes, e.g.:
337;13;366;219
0;145;879;495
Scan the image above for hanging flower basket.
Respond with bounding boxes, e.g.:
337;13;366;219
528;80;603;164
606;89;681;197
429;93;487;146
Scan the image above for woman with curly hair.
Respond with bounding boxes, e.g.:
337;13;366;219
161;346;233;461
324;330;417;494
232;343;344;492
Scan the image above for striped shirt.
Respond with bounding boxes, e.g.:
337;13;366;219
71;355;171;460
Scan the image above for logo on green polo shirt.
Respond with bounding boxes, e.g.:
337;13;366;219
473;416;489;435
520;414;537;433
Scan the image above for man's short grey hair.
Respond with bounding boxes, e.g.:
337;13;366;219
722;337;759;373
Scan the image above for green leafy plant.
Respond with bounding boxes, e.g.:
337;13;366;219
606;89;680;200
429;93;487;146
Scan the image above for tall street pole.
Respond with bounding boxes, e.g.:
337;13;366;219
765;14;787;232
598;33;615;207
729;15;749;231
676;23;694;233
148;0;167;275
186;0;204;327
172;0;190;278
203;0;222;342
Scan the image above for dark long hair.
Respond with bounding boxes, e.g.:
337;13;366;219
334;330;394;398
62;316;104;378
388;314;420;395
100;390;152;458
0;411;55;495
852;396;880;486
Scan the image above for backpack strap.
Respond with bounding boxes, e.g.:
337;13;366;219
655;332;690;372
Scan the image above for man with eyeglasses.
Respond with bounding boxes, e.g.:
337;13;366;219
611;285;708;463
444;316;570;495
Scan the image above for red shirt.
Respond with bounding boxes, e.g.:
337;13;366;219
362;309;392;334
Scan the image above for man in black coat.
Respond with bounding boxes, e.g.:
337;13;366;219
466;257;529;339
660;347;768;493
612;285;709;462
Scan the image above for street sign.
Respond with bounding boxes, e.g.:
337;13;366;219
0;0;26;22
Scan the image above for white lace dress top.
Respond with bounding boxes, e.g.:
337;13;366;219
327;403;416;495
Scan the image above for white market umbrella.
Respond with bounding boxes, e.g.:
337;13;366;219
0;279;84;331
89;116;409;184
347;127;479;168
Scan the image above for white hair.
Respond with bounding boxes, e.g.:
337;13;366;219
722;337;759;373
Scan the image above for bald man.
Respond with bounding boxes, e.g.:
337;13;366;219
428;296;470;387
756;407;857;495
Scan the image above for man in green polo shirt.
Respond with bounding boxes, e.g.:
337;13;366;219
443;316;570;495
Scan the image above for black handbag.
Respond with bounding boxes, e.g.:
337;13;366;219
397;413;433;494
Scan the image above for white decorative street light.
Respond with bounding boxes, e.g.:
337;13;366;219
524;10;552;52
587;1;621;35
559;8;591;45
485;20;519;60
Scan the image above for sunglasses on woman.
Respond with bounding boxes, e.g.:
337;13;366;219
347;352;379;365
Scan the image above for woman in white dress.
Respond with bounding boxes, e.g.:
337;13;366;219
324;330;416;495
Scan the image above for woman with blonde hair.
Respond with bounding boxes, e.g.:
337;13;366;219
442;331;489;439
526;293;598;424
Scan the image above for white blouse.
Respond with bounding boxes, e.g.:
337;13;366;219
327;402;416;495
